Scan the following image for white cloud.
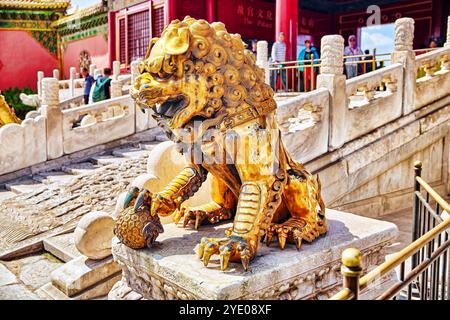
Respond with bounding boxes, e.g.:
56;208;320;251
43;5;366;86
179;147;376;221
360;23;395;56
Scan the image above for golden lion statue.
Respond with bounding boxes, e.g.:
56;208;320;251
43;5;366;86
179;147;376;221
116;17;327;271
0;93;21;128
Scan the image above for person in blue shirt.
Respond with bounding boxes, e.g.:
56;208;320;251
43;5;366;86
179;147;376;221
82;67;94;105
297;40;319;92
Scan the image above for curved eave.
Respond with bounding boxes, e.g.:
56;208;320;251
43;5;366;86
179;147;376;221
53;3;107;27
0;2;70;11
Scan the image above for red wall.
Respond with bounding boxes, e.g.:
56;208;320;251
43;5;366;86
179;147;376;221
333;0;448;49
62;34;109;78
0;30;58;91
216;0;275;42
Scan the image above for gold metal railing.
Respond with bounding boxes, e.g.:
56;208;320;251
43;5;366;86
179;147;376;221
268;47;442;93
330;161;450;300
268;48;387;93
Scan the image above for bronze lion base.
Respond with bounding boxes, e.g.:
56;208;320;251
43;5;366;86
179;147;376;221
109;209;398;300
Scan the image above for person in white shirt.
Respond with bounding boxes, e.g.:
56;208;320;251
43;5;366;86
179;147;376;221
344;35;363;79
271;32;287;91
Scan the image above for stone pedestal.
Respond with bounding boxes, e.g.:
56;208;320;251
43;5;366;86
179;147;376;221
109;209;398;300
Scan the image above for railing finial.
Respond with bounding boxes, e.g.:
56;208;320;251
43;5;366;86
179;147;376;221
319;35;344;75
413;160;422;169
341;248;363;300
394;18;414;52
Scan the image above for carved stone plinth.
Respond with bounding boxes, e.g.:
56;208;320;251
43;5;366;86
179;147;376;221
109;209;398;300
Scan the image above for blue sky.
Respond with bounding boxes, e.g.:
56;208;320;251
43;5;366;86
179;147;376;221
360;23;395;55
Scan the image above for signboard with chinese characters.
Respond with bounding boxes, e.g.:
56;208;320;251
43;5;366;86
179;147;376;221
217;0;275;41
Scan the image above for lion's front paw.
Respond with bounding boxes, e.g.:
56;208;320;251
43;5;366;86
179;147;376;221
174;202;233;230
198;236;255;271
264;217;327;250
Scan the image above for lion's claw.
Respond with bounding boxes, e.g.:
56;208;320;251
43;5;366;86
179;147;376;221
198;236;254;271
265;217;326;250
142;216;164;248
177;204;232;230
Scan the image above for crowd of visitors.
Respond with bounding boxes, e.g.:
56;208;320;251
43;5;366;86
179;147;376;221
264;31;433;93
82;67;112;105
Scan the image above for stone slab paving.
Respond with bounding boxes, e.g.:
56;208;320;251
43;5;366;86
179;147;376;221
0;263;18;287
0;188;15;201
43;233;82;263
89;155;127;166
5;178;46;194
140;141;160;151
112;148;151;159
61;162;102;175
382;209;413;254
2;253;64;292
0;284;39;300
33;171;79;185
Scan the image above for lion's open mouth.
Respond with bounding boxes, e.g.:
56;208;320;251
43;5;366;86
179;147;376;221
153;95;189;119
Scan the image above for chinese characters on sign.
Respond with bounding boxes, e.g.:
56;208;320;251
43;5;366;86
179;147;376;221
218;0;275;41
237;4;274;29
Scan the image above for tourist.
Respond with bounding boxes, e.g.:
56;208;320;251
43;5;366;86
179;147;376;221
429;38;439;48
251;39;258;56
81;67;94;105
344;35;363;79
297;39;319;92
271;32;287;92
92;68;112;103
363;49;374;73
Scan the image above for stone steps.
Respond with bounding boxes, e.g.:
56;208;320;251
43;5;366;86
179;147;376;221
139;141;160;151
112;147;150;159
5;178;47;194
33;171;78;185
89;155;128;166
61;162;102;175
156;134;169;142
0;187;16;201
43;232;82;263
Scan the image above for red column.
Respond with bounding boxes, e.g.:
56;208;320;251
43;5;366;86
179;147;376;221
108;11;116;68
206;0;216;23
275;0;298;61
165;0;178;25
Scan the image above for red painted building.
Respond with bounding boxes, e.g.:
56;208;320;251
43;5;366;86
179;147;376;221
0;0;69;91
1;0;449;90
108;0;449;67
55;2;110;79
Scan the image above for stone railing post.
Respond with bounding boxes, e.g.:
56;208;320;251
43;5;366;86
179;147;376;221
113;61;121;81
256;40;270;85
445;16;450;47
53;69;60;80
37;71;44;98
89;64;96;77
69;67;76;98
317;35;347;149
40;78;63;160
111;80;122;98
391;17;415;115
94;68;102;80
131;60;142;85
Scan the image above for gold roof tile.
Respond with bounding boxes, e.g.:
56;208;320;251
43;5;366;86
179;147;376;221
0;0;71;10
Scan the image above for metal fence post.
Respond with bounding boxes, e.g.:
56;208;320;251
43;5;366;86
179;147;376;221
412;160;423;268
341;248;363;300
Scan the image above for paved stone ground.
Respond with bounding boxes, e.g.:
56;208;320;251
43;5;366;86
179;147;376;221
382;209;414;254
